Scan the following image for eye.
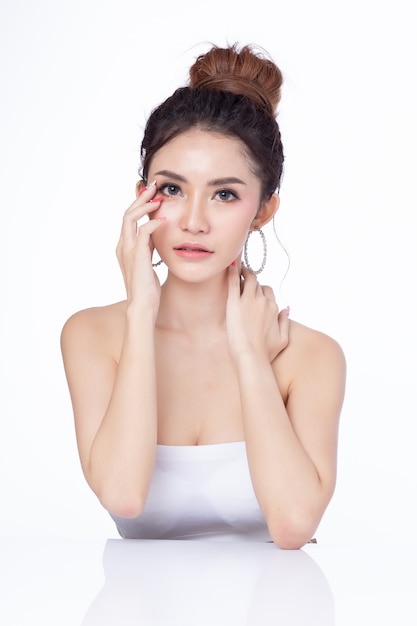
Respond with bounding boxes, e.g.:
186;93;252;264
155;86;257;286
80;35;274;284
215;189;239;202
158;183;181;197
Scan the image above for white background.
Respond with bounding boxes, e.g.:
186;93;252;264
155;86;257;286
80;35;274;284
0;0;415;543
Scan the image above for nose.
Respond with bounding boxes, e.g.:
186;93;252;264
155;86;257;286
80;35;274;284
179;192;209;234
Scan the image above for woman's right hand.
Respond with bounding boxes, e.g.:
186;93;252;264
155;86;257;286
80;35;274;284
116;181;165;317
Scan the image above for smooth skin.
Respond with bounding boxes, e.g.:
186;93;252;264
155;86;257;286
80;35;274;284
61;129;346;549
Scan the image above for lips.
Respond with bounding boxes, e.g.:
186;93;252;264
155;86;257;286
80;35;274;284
173;242;214;260
174;243;213;253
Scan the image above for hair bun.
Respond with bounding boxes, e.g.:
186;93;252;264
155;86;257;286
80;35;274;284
188;43;283;116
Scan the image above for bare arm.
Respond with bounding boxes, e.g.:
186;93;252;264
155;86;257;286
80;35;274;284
227;266;346;549
61;306;158;517
61;182;165;517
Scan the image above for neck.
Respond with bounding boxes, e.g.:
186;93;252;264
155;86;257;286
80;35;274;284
157;271;229;334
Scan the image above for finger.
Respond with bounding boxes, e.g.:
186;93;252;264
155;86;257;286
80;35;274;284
124;218;166;268
277;306;290;340
123;181;161;220
137;179;158;200
227;263;241;301
125;182;157;211
124;196;163;222
121;199;164;249
136;216;166;240
240;264;251;279
240;264;258;296
261;285;276;302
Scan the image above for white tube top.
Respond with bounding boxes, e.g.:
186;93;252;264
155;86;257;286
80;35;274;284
110;441;272;541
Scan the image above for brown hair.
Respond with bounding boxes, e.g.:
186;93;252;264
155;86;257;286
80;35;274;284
189;43;282;115
140;43;284;200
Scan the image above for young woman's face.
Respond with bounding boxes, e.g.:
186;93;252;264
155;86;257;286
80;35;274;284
147;128;266;282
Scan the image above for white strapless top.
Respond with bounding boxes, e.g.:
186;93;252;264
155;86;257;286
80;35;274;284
110;441;272;541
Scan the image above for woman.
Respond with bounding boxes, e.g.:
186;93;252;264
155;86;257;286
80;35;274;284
61;43;346;549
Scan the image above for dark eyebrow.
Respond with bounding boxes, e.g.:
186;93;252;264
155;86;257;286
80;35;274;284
207;177;246;186
154;170;187;183
154;170;246;186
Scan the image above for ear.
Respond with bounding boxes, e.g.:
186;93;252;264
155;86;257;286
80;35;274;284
135;180;145;197
252;193;280;229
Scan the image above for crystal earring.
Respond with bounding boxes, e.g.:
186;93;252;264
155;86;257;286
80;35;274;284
243;227;267;274
152;255;164;268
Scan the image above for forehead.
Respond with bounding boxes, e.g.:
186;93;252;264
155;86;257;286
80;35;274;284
149;128;259;181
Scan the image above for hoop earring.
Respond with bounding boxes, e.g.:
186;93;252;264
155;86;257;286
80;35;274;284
152;256;164;268
243;227;267;274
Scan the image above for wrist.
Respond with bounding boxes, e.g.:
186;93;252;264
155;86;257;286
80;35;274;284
232;348;271;373
125;302;158;327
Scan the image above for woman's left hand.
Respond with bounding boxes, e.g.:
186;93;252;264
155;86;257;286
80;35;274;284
226;264;290;364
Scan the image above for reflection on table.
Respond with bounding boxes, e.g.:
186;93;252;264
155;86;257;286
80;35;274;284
82;539;335;625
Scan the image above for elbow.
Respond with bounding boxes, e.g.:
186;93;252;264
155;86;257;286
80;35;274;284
267;514;318;550
106;501;145;520
96;487;147;519
270;530;311;551
86;463;150;519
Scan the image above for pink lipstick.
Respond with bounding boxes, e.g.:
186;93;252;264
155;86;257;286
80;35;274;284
173;242;213;259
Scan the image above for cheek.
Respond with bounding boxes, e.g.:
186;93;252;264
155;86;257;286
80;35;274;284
238;191;260;215
223;215;255;254
150;224;165;247
226;198;259;231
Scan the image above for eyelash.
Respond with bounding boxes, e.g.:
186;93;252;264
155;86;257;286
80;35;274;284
157;183;180;197
157;183;239;202
215;189;239;202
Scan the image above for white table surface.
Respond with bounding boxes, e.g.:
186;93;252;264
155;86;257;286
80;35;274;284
1;537;416;625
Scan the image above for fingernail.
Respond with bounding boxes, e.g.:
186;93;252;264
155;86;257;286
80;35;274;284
285;306;290;316
150;196;164;203
157;216;167;221
231;261;236;267
147;180;157;189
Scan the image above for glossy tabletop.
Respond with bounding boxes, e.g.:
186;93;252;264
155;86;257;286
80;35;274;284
1;538;416;625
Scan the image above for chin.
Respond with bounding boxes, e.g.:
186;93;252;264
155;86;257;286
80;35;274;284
167;264;227;284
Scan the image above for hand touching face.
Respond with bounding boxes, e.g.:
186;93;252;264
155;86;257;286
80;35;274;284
226;265;289;364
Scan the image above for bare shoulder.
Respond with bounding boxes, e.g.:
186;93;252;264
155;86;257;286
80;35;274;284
276;319;346;468
276;319;346;394
288;320;345;367
60;300;127;356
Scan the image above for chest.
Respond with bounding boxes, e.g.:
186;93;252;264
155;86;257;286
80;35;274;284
154;331;243;444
